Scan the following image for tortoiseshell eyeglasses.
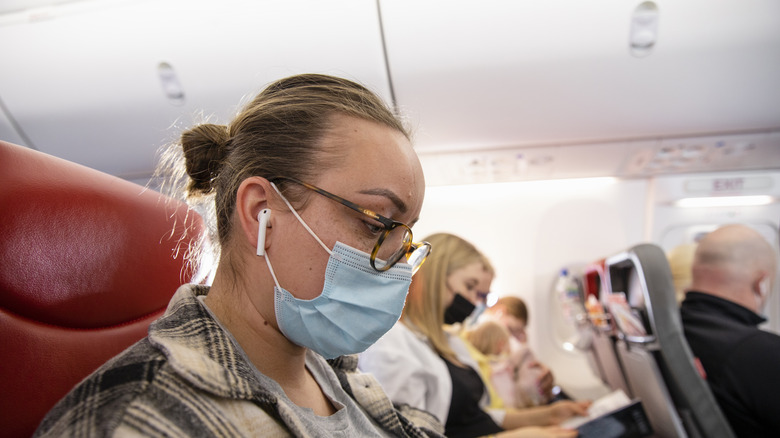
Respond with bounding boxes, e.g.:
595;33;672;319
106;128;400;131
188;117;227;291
271;176;431;274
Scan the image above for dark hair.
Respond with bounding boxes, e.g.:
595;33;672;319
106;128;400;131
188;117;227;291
162;74;408;255
494;296;529;324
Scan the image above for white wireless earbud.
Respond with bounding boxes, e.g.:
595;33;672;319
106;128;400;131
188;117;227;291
759;277;770;298
256;208;271;256
757;276;771;310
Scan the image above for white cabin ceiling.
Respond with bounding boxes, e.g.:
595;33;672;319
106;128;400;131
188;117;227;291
0;0;779;185
382;0;780;151
0;0;391;179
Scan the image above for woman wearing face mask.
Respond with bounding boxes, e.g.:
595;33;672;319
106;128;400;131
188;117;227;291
359;233;590;438
34;74;441;437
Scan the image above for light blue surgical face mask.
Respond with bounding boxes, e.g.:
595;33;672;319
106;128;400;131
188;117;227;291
262;183;412;359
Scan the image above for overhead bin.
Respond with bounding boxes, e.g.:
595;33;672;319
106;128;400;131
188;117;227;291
379;0;780;154
0;0;390;181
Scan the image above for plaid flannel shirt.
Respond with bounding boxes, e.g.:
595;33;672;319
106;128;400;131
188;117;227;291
34;284;444;438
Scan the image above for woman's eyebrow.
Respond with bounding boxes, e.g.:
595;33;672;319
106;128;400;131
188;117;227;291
359;188;408;214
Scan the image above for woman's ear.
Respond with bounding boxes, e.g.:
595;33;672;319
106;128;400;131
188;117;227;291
235;177;273;256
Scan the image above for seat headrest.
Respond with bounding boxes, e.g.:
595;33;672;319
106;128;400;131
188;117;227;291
0;140;206;328
0;140;208;438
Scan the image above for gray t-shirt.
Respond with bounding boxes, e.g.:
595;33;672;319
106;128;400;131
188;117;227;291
199;296;393;437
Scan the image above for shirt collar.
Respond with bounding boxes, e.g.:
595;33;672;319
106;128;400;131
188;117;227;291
147;284;259;399
684;291;767;326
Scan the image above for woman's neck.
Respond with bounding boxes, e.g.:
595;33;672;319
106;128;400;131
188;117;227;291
205;269;307;384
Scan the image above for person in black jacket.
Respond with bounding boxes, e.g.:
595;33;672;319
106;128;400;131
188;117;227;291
679;224;779;437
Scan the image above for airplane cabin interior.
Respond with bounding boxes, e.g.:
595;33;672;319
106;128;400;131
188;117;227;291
1;1;779;437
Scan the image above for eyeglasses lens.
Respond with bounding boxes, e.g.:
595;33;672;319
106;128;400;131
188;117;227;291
373;226;412;270
407;244;431;275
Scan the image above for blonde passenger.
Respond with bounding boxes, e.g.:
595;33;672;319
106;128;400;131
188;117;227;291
34;74;441;437
667;242;698;303
465;320;512;357
360;233;590;438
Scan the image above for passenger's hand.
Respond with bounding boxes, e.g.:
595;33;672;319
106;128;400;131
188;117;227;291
530;361;554;400
548;399;591;424
499;426;578;438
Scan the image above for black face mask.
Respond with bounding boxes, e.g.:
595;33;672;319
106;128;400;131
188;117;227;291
444;293;476;325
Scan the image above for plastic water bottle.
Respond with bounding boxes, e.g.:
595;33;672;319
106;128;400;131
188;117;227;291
556;268;586;325
556;268;593;351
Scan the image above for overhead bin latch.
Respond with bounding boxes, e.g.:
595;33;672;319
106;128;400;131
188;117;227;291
629;2;659;58
157;62;186;106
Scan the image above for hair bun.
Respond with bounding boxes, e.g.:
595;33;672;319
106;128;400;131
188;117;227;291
180;123;229;195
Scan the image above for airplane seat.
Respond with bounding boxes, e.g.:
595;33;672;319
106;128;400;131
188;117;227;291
0;140;207;438
581;260;633;398
604;243;735;438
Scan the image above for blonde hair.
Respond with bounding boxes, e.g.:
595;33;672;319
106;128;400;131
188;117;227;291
465;320;510;356
157;74;408;275
667;242;697;303
403;233;492;363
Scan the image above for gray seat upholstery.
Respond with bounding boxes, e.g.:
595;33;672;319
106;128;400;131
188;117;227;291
603;243;735;438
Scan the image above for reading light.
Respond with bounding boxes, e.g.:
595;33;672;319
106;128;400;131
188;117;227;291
675;195;774;208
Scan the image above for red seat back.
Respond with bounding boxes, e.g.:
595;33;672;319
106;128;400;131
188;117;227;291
0;141;206;437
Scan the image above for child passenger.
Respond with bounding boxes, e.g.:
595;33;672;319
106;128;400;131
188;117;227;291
477;296;559;407
464;319;549;409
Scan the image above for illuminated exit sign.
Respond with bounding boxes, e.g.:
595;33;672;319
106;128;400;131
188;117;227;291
685;176;772;194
